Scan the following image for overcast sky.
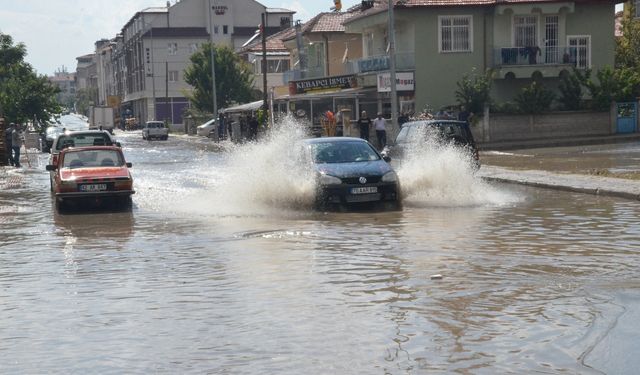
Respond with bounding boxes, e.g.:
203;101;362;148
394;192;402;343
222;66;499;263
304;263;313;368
0;1;622;77
0;0;361;76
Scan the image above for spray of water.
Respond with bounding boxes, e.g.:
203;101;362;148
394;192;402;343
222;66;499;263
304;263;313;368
396;129;516;207
181;116;318;216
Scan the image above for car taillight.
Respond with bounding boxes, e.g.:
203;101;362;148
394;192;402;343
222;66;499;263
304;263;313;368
114;180;132;190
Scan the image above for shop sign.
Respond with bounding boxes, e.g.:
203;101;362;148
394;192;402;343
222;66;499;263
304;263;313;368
377;72;415;92
289;74;357;95
213;5;228;15
358;56;389;73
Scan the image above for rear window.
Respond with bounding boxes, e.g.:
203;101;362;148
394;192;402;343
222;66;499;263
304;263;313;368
146;122;164;128
61;149;123;168
55;133;112;151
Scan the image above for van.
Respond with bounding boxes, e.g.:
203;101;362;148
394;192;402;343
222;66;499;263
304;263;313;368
142;121;169;140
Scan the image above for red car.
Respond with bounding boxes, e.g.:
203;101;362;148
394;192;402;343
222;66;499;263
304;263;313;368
46;146;135;211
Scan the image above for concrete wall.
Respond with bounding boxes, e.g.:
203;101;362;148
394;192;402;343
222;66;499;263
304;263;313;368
473;110;612;143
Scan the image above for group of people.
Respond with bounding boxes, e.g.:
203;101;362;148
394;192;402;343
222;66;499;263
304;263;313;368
4;122;23;168
356;110;388;150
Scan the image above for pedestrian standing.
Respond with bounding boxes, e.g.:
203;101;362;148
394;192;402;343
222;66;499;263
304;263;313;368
373;112;387;150
357;110;371;141
458;105;474;125
11;123;22;168
5;122;14;166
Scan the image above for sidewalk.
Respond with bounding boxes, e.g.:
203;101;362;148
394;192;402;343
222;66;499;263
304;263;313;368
478;132;640;151
479;165;640;201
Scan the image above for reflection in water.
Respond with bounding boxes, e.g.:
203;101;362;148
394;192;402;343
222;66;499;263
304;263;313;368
0;118;639;374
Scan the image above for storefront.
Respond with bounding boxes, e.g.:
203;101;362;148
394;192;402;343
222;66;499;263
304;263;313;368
275;71;415;137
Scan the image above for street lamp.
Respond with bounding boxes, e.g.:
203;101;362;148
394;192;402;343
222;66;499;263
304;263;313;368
207;0;218;116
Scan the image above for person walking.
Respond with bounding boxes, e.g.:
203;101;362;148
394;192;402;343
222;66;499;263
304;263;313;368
373;112;387;150
11;123;22;168
458;105;474;125
5;122;14;166
357;110;371;141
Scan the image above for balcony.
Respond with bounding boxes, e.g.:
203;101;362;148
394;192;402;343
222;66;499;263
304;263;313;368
345;52;415;75
493;46;586;78
283;66;327;84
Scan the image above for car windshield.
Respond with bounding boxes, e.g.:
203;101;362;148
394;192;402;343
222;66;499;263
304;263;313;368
310;141;380;164
62;149;123;169
147;122;164;128
55;133;112;151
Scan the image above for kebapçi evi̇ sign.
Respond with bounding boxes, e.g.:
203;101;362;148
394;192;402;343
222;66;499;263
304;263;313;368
289;75;357;95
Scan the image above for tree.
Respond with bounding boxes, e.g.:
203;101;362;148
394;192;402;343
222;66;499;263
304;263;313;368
0;32;61;127
616;2;640;70
557;69;583;110
184;43;257;114
514;81;555;114
454;69;493;116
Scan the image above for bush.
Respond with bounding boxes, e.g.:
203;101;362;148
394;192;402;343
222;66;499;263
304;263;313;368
455;69;493;115
514;81;555;114
558;69;583;110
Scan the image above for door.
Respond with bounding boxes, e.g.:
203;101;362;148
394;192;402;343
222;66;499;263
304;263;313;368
567;36;590;69
616;102;637;134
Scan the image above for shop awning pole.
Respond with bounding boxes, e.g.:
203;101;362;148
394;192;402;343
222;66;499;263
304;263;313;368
388;0;398;138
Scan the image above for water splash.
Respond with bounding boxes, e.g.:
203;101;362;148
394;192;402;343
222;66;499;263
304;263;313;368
181;116;318;216
396;131;517;207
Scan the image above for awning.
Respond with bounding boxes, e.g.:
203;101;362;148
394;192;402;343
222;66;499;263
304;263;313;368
220;100;264;114
275;87;376;102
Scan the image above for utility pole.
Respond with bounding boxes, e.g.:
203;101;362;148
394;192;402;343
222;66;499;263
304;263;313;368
207;0;218;116
388;0;398;137
261;13;268;116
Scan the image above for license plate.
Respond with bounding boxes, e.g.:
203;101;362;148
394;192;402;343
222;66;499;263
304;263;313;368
350;186;378;194
80;184;107;192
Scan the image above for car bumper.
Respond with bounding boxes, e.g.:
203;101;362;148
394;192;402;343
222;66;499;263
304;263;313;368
317;182;400;205
55;190;135;199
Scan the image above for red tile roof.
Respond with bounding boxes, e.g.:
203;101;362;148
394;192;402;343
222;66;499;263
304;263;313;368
238;27;297;54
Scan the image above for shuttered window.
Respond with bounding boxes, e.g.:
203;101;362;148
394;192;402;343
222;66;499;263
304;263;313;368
439;15;473;53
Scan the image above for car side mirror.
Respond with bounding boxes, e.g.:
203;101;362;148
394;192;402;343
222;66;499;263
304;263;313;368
126;162;132;168
46;165;57;171
383;155;391;163
115;142;122;147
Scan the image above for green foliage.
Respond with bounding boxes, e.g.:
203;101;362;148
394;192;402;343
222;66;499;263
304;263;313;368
557;69;583;110
514;81;555;114
75;87;97;116
616;2;640;70
575;66;640;111
184;43;257;113
455;69;493;115
0;32;61;126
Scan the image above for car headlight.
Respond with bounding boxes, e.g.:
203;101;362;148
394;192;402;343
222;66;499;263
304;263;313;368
382;171;398;182
319;174;342;185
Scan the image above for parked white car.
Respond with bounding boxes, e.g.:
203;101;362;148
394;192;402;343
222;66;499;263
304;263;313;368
196;118;217;137
142;121;169;140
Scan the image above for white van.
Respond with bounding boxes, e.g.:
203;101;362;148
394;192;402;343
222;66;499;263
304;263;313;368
142;121;169;140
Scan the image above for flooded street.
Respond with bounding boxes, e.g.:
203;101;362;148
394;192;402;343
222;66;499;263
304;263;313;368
1;116;639;374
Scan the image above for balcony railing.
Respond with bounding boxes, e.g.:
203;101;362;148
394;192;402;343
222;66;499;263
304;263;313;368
494;46;584;67
282;66;327;84
345;52;415;74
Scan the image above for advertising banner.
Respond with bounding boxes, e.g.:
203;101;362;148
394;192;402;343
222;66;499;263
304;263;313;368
289;75;357;95
377;72;415;92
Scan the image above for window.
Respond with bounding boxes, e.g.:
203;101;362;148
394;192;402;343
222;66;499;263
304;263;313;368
168;70;179;82
567;35;591;69
223;25;228;35
214;25;219;34
439;15;472;53
168;43;178;55
267;59;290;73
514;15;537;47
636;0;640;18
189;43;199;53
